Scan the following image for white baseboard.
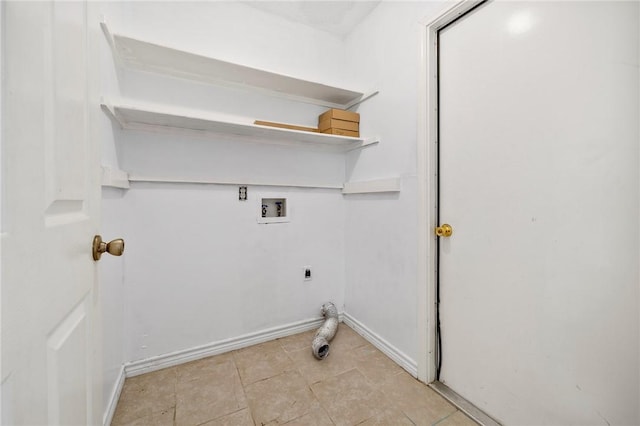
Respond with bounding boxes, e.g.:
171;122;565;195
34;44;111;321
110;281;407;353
342;312;418;378
103;365;125;426
124;316;326;378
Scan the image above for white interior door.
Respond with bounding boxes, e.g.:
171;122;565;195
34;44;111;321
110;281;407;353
438;1;639;424
2;2;102;424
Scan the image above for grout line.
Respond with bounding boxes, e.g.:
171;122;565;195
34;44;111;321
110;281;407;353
432;410;459;426
171;368;177;425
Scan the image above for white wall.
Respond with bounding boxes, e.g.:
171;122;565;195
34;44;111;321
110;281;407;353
122;183;344;362
101;0;451;379
99;189;126;413
119;1;346;88
344;2;640;425
342;1;447;367
100;1;350;368
98;2;640;424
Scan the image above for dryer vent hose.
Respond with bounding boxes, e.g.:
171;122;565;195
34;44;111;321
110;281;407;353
312;302;339;360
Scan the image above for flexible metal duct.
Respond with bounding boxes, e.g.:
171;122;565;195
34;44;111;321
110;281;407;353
312;302;339;360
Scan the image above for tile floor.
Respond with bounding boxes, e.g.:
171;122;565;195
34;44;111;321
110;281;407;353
111;324;477;426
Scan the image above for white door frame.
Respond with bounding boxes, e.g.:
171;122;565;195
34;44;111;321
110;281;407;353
416;0;486;383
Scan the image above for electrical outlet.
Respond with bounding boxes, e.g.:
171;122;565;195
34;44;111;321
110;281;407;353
304;266;312;281
239;186;247;201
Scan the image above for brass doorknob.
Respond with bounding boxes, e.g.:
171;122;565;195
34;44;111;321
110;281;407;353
435;224;453;237
92;235;125;261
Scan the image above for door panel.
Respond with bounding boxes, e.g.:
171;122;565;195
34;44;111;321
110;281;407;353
2;2;101;424
45;0;88;218
438;2;639;424
46;299;89;425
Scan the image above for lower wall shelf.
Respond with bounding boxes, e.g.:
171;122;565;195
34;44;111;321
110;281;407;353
101;101;379;152
342;177;402;194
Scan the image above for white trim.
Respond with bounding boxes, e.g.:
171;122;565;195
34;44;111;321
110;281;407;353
416;0;486;384
128;176;343;190
342;312;418;378
101;166;130;189
123;316;326;377
102;365;125;426
342;177;401;194
0;7;3;422
430;382;502;426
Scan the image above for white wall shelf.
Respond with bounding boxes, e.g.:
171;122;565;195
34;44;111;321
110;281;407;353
127;176;343;190
101;21;376;110
342;177;402;194
101;166;130;189
101;101;380;152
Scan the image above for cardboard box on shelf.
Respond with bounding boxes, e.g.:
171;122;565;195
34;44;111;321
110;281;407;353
321;128;360;137
318;108;360;124
318;118;359;132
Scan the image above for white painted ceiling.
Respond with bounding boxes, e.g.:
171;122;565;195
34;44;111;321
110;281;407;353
241;1;381;38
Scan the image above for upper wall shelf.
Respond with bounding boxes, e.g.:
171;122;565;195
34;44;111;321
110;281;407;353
101;21;375;110
101;101;379;152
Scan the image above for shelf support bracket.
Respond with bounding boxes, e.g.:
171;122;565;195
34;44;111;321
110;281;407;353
345;91;380;110
347;136;380;152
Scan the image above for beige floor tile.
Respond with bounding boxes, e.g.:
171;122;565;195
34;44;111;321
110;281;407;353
436;410;478;426
278;329;316;353
282;403;334;426
359;411;414;426
244;370;321;425
113;327;464;426
233;339;294;386
353;344;404;385
201;408;254;426
311;368;378;426
288;343;359;386
117;408;175;426
176;352;235;383
330;324;369;351
175;361;246;426
378;373;457;426
358;390;417;426
112;368;177;425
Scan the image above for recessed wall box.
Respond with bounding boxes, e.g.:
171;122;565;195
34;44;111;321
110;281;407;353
258;197;289;224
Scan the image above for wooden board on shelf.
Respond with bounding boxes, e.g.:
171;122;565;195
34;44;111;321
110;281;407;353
254;120;318;133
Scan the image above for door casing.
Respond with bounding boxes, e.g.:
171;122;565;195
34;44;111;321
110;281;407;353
416;0;485;384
